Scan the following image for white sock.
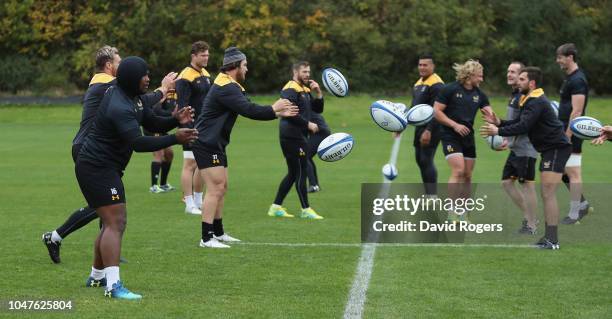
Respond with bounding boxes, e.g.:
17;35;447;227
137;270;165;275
569;201;580;219
271;204;281;209
184;195;195;208
51;230;62;243
104;266;120;290
194;192;203;208
579;200;589;210
90;266;105;280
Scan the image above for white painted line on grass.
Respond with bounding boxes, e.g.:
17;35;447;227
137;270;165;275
343;134;403;319
234;242;534;249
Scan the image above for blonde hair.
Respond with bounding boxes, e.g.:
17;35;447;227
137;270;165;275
95;45;119;71
453;59;483;84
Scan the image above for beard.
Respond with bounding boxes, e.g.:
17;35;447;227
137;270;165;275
520;87;530;95
236;71;246;82
299;76;310;86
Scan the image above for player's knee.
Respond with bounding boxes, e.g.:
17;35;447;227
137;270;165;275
451;168;465;179
501;179;514;189
209;180;227;198
540;184;556;199
463;174;472;183
106;215;127;233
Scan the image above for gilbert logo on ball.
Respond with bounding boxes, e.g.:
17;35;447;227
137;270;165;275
570;116;603;140
321;68;349;97
317;132;354;162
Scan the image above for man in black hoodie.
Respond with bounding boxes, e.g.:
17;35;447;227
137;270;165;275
480;67;571;250
76;56;198;299
42;46;176;264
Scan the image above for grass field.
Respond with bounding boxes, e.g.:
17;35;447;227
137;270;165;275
1;95;611;318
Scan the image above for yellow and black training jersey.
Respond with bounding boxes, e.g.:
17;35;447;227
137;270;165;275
72;73;116;146
176;65;211;124
194;73;277;152
279;80;324;141
499;89;570;152
412;73;444;134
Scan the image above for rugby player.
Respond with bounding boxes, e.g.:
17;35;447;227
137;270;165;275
433;60;494;220
176;41;212;215
146;96;176;193
76;56;197;298
500;62;539;234
481;66;571;249
268;61;324;219
42;46;171;263
400;54;444;195
192;47;298;248
556;43;592;224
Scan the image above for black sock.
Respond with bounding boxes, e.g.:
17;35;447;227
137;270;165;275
213;218;224;237
202;222;214;242
545;225;558;243
160;161;172;185
151;162;161;186
56;207;99;238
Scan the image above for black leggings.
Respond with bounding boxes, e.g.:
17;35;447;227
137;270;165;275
415;144;439;195
56;206;99;238
274;140;309;208
307;130;330;186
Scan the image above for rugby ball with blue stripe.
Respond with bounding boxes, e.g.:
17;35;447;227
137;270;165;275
570;116;602;140
370;100;408;132
486;135;506;151
550;101;559;117
406;103;434;126
317;132;354;162
321;68;349;97
382;163;398;181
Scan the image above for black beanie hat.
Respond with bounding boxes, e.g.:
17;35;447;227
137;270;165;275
116;56;148;97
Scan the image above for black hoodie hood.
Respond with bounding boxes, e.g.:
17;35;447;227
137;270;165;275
116;56;148;98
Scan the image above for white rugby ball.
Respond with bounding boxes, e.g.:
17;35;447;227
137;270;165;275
407;103;434;126
486;135;506;151
382;163;398;181
570;116;602;140
321;68;349;97
317;132;354;162
550;101;559;117
370;100;408;132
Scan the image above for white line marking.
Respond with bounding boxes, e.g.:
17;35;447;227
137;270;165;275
234;242;534;249
343;134;403;319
